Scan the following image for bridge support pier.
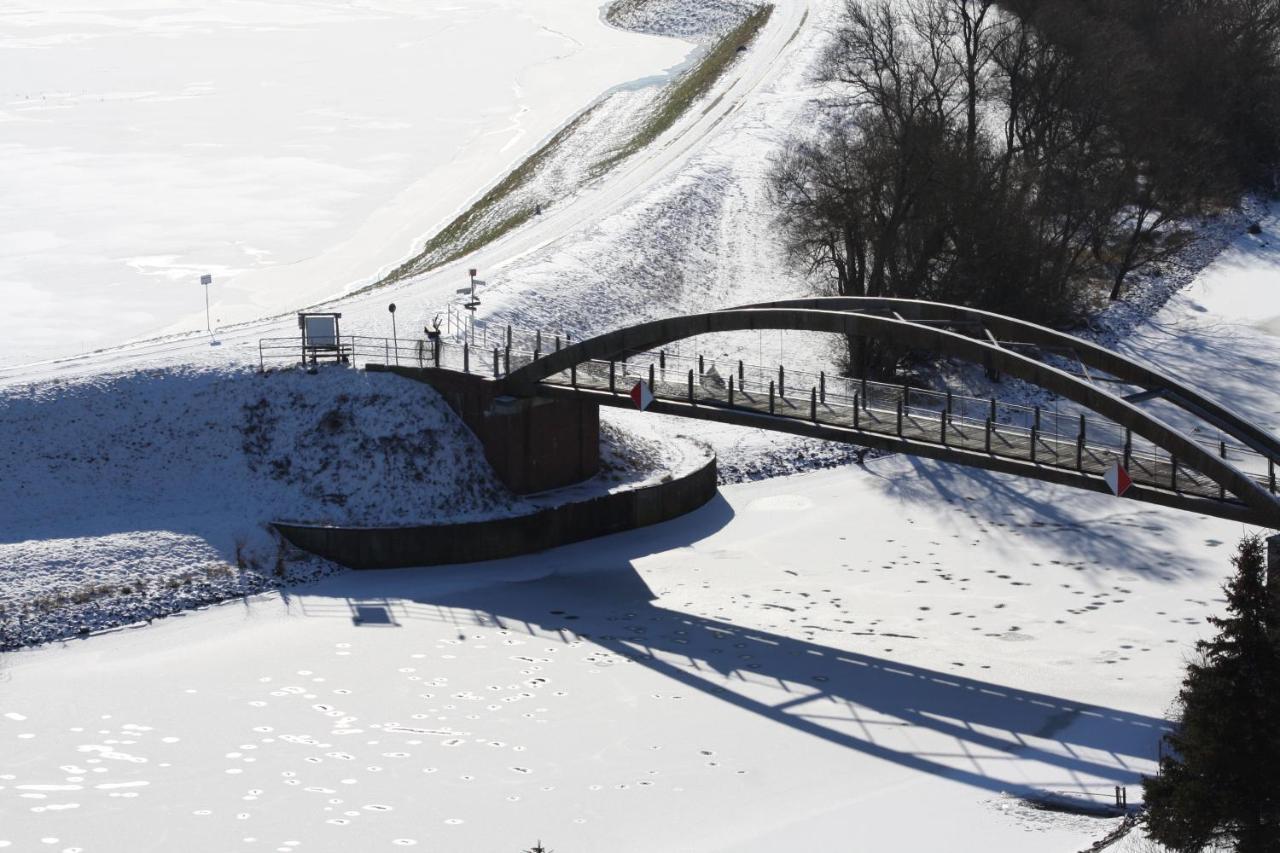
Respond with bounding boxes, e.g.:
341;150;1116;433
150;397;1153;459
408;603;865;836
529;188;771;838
368;365;600;495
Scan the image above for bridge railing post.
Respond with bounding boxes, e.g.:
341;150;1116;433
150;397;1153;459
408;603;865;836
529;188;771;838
769;380;775;414
1076;414;1086;471
1220;440;1227;500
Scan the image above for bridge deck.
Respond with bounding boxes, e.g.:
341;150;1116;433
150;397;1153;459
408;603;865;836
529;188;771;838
539;359;1269;514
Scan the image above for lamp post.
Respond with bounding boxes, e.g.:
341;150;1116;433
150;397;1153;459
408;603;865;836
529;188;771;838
388;303;398;365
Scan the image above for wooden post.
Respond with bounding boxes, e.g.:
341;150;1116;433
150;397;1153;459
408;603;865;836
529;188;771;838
1034;405;1041;431
769;380;775;414
698;354;705;375
945;390;953;413
896;400;904;436
660;349;666;370
688;369;695;405
819;371;826;403
571;363;577;388
535;330;541;353
649;362;655;390
1124;428;1132;468
984;418;992;453
941;410;948;445
861;376;868;405
1220;440;1227;500
555;335;561;352
853;392;860;429
728;375;735;406
738;360;744;384
1171;456;1178;491
779;365;785;398
989;398;996;421
463;342;469;374
504;346;511;375
609;360;616;394
493;347;499;378
1030;426;1038;463
506;324;512;347
810;387;817;423
1076;414;1085;471
1271;458;1276;493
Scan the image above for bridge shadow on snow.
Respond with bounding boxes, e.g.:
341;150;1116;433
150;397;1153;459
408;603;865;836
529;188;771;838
294;492;1169;805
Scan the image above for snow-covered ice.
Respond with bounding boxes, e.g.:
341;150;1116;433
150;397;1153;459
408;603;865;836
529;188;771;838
0;0;690;364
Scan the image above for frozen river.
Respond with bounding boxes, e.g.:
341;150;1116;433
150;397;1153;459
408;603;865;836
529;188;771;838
0;0;688;363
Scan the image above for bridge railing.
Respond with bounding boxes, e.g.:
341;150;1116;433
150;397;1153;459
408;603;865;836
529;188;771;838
257;333;1277;498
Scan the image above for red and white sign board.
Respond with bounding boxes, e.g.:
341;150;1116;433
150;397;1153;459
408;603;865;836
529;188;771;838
630;380;654;411
1104;461;1133;496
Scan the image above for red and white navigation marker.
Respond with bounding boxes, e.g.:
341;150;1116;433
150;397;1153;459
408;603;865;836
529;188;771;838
1104;460;1133;497
630;380;654;411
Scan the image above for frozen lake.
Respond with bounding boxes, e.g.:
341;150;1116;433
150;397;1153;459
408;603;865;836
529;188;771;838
0;0;688;363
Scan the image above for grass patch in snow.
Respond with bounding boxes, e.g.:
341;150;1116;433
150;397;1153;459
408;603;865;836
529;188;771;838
372;104;602;287
594;4;773;174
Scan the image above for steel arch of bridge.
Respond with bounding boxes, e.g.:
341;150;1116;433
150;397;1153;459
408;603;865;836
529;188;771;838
502;301;1280;528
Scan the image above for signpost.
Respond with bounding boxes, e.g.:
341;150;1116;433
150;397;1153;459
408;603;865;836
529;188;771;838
1104;461;1132;497
630;380;654;411
199;274;213;334
459;269;484;344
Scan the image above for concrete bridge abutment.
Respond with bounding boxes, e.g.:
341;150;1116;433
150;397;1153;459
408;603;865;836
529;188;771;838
367;364;599;494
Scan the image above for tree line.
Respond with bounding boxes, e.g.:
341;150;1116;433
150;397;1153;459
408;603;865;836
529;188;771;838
771;0;1280;376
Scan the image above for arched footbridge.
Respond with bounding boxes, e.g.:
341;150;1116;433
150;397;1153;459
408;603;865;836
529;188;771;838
481;297;1280;528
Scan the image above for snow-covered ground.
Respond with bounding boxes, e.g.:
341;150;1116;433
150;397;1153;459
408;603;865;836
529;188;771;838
6;0;1280;848
1;0;690;364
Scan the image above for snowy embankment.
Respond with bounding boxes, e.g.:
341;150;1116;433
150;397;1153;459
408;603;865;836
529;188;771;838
0;366;678;650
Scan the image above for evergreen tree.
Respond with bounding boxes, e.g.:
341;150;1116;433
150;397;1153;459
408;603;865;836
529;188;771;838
1143;534;1280;852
